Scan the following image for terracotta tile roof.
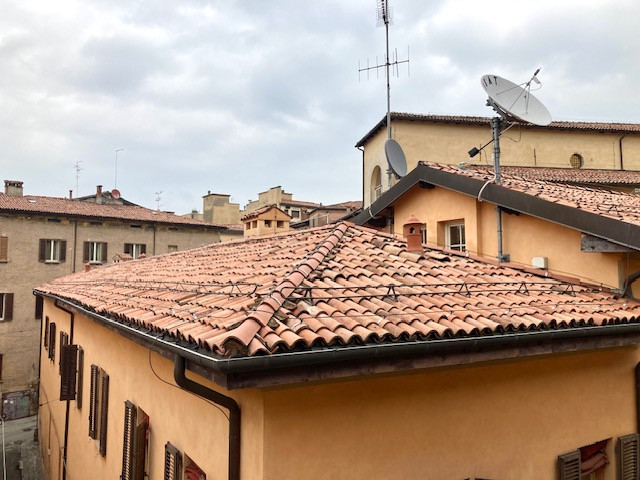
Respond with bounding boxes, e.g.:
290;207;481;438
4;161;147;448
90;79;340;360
0;193;225;228
240;205;290;221
312;201;363;212
280;199;321;208
356;112;640;147
36;222;640;358
467;165;640;186
427;162;640;227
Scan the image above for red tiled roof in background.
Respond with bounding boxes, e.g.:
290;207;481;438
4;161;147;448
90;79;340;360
0;193;224;228
424;162;640;227
280;199;321;209
240;205;290;221
36;222;640;359
355;112;640;147
467;165;640;186
311;201;363;212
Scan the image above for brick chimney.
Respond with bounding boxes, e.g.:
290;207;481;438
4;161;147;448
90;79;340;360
403;215;423;253
4;180;23;196
96;185;103;204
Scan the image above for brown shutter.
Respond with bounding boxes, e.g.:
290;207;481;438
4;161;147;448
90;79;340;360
60;240;67;262
101;243;108;263
44;317;50;348
39;239;46;262
122;401;137;480
89;365;99;438
58;332;68;373
0;236;7;261
558;450;581;480
164;443;182;480
60;344;78;401
35;295;43;320
140;244;146;255
99;371;109;456
619;434;640;480
48;323;56;360
76;347;84;409
83;242;90;262
133;416;148;480
124;243;132;255
3;293;13;321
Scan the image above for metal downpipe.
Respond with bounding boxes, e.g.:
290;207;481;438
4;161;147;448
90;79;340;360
173;355;240;480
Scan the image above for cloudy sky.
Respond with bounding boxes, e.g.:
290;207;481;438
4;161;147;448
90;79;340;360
1;0;638;215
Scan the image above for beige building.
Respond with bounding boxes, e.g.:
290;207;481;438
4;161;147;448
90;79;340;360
244;186;319;223
36;222;640;480
0;181;224;419
241;205;290;237
358;113;640;207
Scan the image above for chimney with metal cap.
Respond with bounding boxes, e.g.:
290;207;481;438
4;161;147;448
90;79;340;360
403;215;423;253
4;180;23;196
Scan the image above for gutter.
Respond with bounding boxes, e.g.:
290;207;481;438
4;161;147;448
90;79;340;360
174;355;240;480
37;292;640;384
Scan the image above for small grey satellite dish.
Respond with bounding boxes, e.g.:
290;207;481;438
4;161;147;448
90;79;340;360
481;73;551;126
385;138;407;178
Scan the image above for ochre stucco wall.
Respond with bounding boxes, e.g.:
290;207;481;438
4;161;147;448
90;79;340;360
39;298;265;480
262;348;638;480
392;185;622;289
363;120;640;206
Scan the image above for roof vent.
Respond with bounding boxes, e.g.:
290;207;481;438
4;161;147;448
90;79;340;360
403;215;423;253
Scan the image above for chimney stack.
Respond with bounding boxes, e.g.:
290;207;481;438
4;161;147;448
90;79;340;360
69;190;73;199
96;185;103;204
403;215;423;253
4;180;23;197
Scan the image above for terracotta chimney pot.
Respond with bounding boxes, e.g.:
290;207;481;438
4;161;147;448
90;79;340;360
403;215;423;253
85;262;91;272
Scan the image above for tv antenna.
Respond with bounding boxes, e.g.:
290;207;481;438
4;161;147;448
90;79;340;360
469;68;552;262
155;191;163;210
359;0;410;186
74;161;83;196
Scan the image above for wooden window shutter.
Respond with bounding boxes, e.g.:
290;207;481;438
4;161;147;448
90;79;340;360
3;293;13;321
164;443;182;480
48;323;56;360
76;347;84;409
44;317;50;348
99;371;109;456
140;244;146;255
89;365;99;438
59;344;78;401
122;401;137;480
124;243;132;255
83;242;90;262
101;243;108;263
0;236;7;261
35;295;43;320
39;239;46;262
59;332;68;373
558;450;581;480
619;434;640;480
60;240;67;262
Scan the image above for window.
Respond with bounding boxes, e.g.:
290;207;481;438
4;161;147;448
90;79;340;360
44;316;50;349
121;401;149;480
570;153;584;169
290;208;300;220
124;243;146;260
76;347;84;409
89;365;109;456
264;220;272;227
39;239;66;263
48;322;56;360
184;455;206;480
371;166;382;201
0;293;13;322
0;236;8;262
421;224;427;244
277;221;284;228
59;342;78;401
164;443;183;480
84;241;108;264
167;245;178;253
59;331;69;373
35;295;43;320
446;222;466;252
251;221;257;229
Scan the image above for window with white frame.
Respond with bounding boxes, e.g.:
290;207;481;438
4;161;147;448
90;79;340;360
84;241;107;264
39;239;66;263
124;243;146;259
0;293;14;322
445;222;466;252
421;224;427;244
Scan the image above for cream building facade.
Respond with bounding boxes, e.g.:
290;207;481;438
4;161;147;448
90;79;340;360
358;113;640;207
0;181;224;419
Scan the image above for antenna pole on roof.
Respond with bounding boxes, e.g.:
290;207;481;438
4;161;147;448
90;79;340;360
115;148;125;190
74;161;83;196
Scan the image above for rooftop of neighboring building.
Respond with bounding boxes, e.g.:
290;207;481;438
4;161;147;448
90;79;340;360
36;222;640;363
355;112;640;147
240;204;290;221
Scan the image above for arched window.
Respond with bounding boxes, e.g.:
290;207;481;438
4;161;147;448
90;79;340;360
371;166;382;201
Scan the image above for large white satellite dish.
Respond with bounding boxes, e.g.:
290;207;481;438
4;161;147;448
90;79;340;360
481;72;551;126
384;138;408;178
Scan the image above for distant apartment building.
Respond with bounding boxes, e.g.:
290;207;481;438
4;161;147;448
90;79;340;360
243;186;320;223
0;180;224;419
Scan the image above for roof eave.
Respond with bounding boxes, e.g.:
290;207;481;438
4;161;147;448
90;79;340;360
37;291;640;390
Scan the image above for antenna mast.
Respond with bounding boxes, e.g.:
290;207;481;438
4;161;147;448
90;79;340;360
74;161;83;196
359;0;410;141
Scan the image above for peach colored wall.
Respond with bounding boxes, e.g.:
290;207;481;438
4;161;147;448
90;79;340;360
363;120;640;206
39;298;264;480
262;348;637;480
393;186;622;289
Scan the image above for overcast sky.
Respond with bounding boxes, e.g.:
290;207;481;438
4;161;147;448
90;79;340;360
1;0;638;215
